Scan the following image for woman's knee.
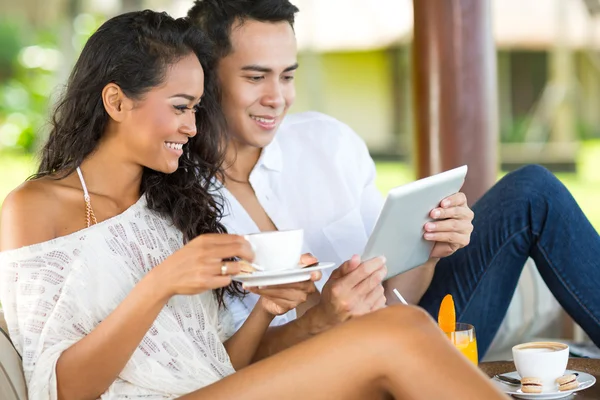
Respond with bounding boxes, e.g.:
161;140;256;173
361;305;437;340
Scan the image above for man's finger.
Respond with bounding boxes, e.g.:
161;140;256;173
440;192;467;208
370;293;388;311
329;265;344;279
430;206;473;220
353;266;386;295
363;284;386;308
340;254;361;275
344;256;387;289
424;232;470;247
424;219;473;234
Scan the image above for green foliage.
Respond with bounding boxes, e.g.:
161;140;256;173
0;19;23;81
0;14;102;153
0;18;59;152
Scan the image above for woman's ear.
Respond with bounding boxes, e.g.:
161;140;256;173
102;83;132;122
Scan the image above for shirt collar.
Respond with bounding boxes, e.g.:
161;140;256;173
255;133;283;172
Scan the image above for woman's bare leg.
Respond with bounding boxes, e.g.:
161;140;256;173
181;305;507;400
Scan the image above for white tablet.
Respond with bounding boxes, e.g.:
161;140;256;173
362;165;468;281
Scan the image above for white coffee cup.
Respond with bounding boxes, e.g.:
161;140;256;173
512;341;569;391
244;229;304;271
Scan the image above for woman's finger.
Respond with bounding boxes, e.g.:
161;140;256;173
209;261;243;277
248;287;309;302
300;253;319;266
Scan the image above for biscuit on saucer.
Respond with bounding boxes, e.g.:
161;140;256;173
556;374;579;391
521;377;543;393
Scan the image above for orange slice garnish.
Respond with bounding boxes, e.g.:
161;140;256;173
438;294;456;333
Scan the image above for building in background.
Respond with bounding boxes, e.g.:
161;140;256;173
2;0;600;169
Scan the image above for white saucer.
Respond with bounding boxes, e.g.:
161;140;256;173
491;370;596;399
232;262;336;287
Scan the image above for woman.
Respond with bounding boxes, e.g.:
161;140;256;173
0;10;506;400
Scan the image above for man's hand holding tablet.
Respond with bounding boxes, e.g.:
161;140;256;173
362;165;471;281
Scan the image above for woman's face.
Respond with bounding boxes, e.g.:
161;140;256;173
118;53;205;174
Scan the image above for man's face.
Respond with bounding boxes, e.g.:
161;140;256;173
217;19;297;149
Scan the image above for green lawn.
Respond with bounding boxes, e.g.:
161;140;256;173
375;143;600;232
0;151;36;208
1;146;599;232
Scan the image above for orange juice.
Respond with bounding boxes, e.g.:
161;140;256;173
447;323;478;365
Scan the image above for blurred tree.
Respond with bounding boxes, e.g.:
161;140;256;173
121;0;144;12
1;0;67;29
0;20;23;82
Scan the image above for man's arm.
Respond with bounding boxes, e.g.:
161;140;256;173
250;255;387;362
384;257;439;305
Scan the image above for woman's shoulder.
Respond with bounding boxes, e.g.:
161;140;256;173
0;178;75;252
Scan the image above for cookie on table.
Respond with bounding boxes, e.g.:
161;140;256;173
521;377;543;393
556;374;579;392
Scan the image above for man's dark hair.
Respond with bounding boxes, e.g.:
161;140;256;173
187;0;299;59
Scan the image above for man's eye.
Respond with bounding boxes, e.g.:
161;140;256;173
283;75;295;81
247;76;264;82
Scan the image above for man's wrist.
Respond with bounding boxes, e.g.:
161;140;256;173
427;257;441;266
296;302;337;336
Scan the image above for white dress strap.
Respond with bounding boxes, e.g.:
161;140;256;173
76;167;91;201
76;167;97;227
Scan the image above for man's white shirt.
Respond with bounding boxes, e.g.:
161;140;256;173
218;111;384;331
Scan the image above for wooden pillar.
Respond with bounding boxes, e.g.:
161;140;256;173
550;0;576;144
412;0;498;203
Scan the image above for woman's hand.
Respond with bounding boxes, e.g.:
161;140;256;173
248;253;323;316
151;233;254;300
425;192;474;258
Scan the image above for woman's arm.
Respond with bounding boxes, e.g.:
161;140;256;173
224;272;321;369
2;190;255;400
223;300;274;370
51;233;252;400
56;272;169;400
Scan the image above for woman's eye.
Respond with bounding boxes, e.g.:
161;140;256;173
174;105;188;113
283;75;295;81
247;76;264;82
174;105;197;114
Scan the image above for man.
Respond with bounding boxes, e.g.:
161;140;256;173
188;0;600;361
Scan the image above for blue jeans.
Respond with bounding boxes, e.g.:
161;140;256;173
418;165;600;359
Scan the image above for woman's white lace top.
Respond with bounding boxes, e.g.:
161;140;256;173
0;196;236;399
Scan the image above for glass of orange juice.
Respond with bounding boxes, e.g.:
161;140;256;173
446;323;478;365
